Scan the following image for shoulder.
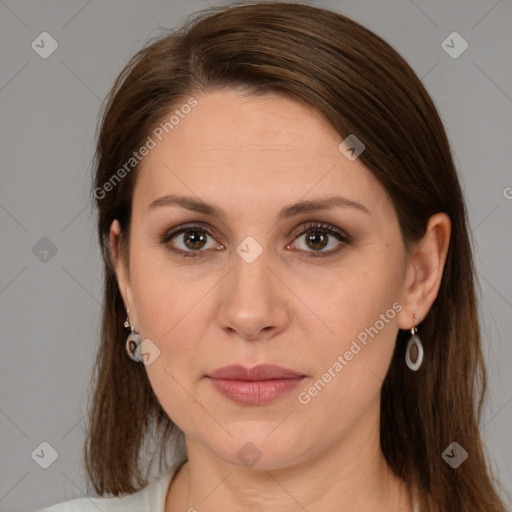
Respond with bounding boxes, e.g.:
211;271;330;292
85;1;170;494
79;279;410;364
35;456;188;512
37;493;138;512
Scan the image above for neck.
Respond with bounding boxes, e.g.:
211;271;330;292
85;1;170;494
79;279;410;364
166;398;414;512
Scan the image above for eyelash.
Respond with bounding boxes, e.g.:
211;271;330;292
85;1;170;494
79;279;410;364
158;222;351;259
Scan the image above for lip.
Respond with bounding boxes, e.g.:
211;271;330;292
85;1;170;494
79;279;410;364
208;364;304;380
206;364;306;405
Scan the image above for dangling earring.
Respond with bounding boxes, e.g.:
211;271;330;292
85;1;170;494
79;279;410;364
124;308;142;363
405;313;423;371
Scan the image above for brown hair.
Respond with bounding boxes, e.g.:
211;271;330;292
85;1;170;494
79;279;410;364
85;2;508;510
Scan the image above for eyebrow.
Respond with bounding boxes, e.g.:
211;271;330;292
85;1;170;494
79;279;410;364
147;194;371;219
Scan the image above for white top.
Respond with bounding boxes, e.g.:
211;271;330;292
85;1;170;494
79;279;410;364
36;456;420;511
36;456;188;512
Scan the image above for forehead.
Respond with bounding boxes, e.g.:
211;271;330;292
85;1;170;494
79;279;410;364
132;89;390;218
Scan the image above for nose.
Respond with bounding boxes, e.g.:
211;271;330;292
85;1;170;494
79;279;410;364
216;250;290;341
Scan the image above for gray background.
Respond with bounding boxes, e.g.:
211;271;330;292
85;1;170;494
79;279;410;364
1;0;511;511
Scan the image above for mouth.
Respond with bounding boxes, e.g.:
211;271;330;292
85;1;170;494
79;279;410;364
205;364;306;405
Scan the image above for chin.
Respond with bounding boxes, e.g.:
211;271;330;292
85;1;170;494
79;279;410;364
205;428;310;471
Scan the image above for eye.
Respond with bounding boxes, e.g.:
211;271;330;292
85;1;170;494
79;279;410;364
288;222;350;257
159;221;350;259
159;224;223;258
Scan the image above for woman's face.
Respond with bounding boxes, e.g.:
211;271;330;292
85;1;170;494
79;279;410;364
111;89;418;469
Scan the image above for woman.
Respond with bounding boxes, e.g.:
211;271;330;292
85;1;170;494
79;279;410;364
38;2;508;511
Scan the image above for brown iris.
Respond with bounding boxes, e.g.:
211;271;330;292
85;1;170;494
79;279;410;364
183;230;207;250
306;231;329;251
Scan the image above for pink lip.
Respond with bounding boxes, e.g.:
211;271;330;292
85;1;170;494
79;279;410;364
206;364;305;405
208;364;303;380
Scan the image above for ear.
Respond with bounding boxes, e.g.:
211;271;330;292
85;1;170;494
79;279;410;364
109;219;135;318
397;212;451;330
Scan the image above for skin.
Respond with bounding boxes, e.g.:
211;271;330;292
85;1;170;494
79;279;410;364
109;89;451;512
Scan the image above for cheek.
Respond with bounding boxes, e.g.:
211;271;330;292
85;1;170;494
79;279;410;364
127;259;207;421
291;248;403;402
129;244;206;339
294;291;400;443
293;249;403;352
